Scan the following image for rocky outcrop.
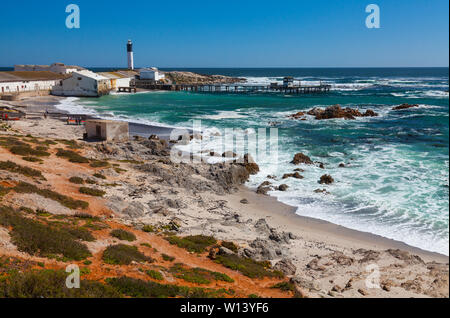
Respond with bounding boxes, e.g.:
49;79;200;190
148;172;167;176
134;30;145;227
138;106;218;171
319;174;334;184
287;111;305;119
291;153;313;165
164;71;245;85
241;154;260;175
392;103;419;110
282;172;303;179
306;105;378;120
278;184;289;191
274;259;297;276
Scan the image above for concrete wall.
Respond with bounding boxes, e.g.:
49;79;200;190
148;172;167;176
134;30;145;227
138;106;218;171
0;80;61;95
52;73;111;97
85;120;129;141
140;70;165;81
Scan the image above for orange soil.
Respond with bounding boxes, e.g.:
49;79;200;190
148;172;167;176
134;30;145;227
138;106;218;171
0;138;291;298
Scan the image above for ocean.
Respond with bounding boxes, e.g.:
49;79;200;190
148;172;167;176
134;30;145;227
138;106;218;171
55;67;449;255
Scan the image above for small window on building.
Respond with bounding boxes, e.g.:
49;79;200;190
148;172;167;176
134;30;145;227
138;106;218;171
78;77;82;81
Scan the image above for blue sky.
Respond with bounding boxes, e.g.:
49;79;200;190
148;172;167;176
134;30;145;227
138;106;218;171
0;0;448;68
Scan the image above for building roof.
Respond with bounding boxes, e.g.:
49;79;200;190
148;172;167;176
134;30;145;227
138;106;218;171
73;70;109;81
86;119;128;124
0;71;67;83
97;72;133;79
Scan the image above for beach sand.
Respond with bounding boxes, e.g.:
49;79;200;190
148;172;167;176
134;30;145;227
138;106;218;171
1;95;448;298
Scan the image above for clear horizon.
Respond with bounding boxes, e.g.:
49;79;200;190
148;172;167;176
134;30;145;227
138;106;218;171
0;0;448;68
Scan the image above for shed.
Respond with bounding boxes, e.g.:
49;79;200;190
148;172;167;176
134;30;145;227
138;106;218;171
85;119;129;141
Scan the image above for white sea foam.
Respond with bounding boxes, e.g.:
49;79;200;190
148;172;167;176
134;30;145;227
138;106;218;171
200;110;248;120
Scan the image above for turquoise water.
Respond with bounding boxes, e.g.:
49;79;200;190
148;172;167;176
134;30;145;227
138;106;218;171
57;68;449;255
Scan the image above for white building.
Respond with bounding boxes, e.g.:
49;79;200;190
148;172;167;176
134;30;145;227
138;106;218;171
14;63;84;75
97;71;136;91
0;71;65;96
140;67;165;81
52;70;111;97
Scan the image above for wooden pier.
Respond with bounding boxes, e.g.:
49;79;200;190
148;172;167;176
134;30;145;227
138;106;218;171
135;80;331;95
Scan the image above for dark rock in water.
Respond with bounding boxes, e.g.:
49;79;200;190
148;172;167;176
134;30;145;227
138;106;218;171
256;186;272;195
222;151;238;158
338;163;345;168
274;259;297;276
287;111;306;119
267;175;277;180
209;151;222;157
148;134;159;140
240;198;249;204
314;188;330;194
259;181;272;187
282;172;304;179
293;168;305;172
318;162;325;169
242;154;260;175
278;184;289;191
291;152;313;165
307;104;379;120
363;109;378;117
392;103;419;110
319;174;334;184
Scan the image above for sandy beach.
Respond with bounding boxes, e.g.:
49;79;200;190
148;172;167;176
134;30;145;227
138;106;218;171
0;95;448;298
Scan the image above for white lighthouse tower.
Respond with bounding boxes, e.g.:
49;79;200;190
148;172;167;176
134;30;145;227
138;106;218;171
127;40;134;70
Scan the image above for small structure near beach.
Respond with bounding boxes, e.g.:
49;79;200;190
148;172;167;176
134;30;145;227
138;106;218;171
85;119;129;141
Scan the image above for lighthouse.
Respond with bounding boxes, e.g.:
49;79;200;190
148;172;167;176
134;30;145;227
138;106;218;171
127;40;134;70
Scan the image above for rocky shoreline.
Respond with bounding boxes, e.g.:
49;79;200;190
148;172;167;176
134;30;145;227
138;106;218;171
0;97;448;298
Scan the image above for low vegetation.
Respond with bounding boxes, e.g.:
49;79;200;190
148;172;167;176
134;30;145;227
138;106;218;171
89;160;109;168
79;187;106;197
93;173;106;179
165;235;217;253
69;176;84;184
270;281;296;292
221;241;239;253
161;254;175;262
22;156;43;163
170;263;234;284
0;269;120;298
102;244;152;265
0;206;92;260
213;254;284;279
56;149;89;163
106;276;229;298
0;160;45;180
146;270;164;281
110;229;136;242
9;145;50;157
13;181;88;209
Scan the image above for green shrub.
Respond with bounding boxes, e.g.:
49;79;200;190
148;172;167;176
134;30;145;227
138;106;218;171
56;149;89;163
0;269;120;298
165;235;217;253
142;225;156;233
106;276;227;298
10;145;50;157
110;229;136;242
146;270;164;281
170;263;234;284
270;282;295;292
13;181;88;210
161;254;175;262
0;160;45;179
102;244;152;265
22;156;43;163
79;187;105;197
0;206;92;260
221;241;239;253
214;254;284;279
58;139;82;149
89;161;109;168
69;176;84;184
93;173;106;179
